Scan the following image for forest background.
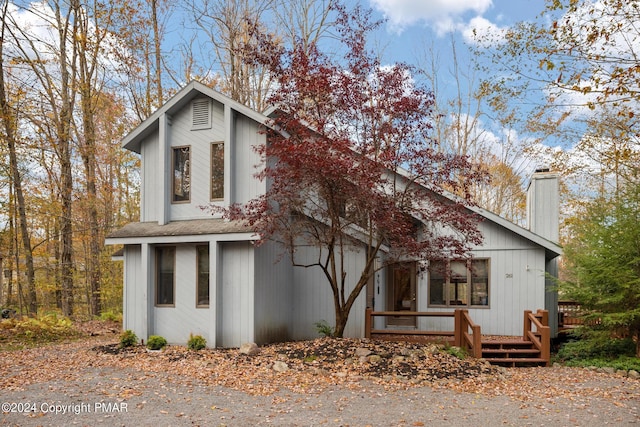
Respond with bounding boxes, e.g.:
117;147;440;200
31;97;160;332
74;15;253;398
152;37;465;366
0;0;637;321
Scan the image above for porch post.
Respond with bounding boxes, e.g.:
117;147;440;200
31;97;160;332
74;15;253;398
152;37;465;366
454;309;463;347
364;308;372;339
523;310;532;341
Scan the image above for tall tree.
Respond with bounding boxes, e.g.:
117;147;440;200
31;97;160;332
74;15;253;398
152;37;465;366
562;183;640;356
273;0;336;55
109;0;172;120
73;0;114;316
189;0;275;111
0;0;37;315
420;37;529;224
474;0;640;244
5;0;79;315
218;4;486;337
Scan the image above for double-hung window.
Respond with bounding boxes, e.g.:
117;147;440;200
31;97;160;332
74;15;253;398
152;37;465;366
428;259;489;307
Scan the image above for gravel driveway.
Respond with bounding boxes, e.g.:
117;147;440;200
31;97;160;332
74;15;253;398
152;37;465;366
1;336;639;426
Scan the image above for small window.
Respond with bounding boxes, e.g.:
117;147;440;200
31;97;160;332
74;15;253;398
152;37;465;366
428;259;489;307
173;146;190;202
192;98;211;129
197;245;210;307
156;246;175;306
211;142;224;200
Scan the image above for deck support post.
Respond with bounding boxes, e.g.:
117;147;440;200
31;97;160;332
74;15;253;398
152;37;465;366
454;309;463;347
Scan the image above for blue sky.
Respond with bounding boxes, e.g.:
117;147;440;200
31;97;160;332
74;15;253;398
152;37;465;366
364;0;540;64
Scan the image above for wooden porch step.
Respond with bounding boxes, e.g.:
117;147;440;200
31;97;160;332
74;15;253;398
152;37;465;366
483;357;548;367
370;329;454;336
482;348;541;355
481;339;532;346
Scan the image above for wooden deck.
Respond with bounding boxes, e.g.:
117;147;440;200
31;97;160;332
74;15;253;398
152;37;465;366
365;308;550;367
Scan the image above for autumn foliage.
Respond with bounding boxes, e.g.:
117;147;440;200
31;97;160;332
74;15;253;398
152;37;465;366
214;4;487;337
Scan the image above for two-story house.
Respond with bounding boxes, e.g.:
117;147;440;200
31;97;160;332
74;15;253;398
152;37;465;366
106;81;562;347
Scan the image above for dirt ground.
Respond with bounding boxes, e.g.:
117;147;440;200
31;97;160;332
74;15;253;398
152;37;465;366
1;334;639;426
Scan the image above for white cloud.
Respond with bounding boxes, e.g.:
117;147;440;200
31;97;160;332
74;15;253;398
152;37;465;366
370;0;493;34
460;15;507;45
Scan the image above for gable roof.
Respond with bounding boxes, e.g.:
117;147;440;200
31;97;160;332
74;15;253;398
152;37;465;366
122;80;271;153
389;162;562;260
118;81;561;259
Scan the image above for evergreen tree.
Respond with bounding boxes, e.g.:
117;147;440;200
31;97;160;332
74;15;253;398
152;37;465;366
563;183;640;356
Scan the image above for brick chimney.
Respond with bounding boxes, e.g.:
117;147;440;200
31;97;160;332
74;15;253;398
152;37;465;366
526;168;559;243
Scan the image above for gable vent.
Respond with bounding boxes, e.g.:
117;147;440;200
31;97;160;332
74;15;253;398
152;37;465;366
192;98;211;129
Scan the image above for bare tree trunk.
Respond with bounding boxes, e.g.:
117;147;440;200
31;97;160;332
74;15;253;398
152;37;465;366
151;0;163;106
73;0;104;316
0;1;37;315
53;3;77;317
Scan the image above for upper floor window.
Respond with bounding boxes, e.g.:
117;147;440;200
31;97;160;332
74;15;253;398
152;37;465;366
428;259;489;307
173;146;190;203
156;246;175;306
211;142;224;200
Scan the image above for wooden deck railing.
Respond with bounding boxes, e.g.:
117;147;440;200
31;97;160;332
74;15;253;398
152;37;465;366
524;309;550;365
558;300;583;328
365;307;551;366
454;309;482;358
364;308;456;341
364;308;482;357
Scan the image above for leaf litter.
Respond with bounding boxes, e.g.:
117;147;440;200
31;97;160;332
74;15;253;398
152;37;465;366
1;333;639;407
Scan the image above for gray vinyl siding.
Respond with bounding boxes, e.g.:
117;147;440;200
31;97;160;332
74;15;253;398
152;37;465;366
147;97;266;221
291;243;368;340
253;240;293;344
140;130;160;222
170;99;225;221
217;241;255;347
152;245;210;344
232;114;265;204
416;220;548;336
123;245;146;336
545;258;559;337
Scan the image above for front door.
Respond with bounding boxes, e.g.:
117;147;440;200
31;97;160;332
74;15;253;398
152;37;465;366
386;262;417;327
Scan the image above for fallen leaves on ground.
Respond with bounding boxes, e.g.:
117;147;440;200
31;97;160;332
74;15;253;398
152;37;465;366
1;333;639;405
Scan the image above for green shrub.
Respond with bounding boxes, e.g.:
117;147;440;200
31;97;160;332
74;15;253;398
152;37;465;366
187;333;206;351
1;313;79;345
444;344;467;360
556;337;635;361
146;335;167;350
119;330;138;348
100;310;123;323
314;320;334;337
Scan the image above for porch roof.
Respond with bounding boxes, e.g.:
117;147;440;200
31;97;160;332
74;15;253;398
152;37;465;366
106;219;254;243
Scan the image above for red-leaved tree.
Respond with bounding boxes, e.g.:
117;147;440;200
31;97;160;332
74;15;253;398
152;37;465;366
217;3;487;337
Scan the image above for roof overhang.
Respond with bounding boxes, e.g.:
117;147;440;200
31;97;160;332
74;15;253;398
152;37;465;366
105;219;257;245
